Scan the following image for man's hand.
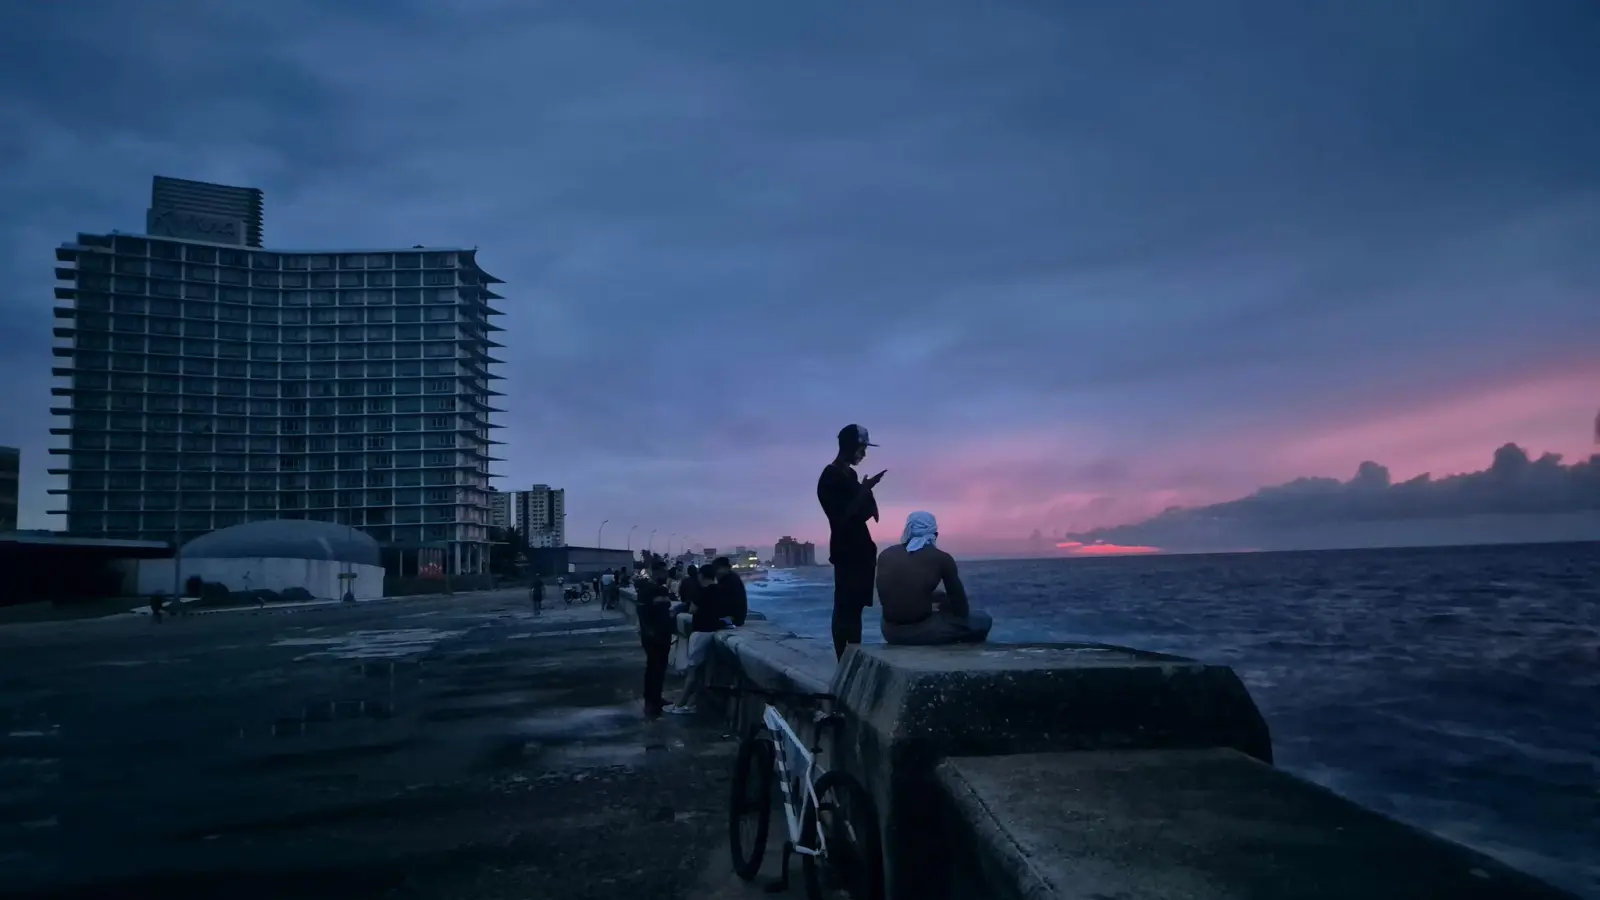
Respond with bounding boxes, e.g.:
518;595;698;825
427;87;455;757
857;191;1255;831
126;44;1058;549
864;469;887;489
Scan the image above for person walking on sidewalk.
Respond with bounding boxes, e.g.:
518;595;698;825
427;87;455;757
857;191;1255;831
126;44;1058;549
530;574;545;616
818;423;884;659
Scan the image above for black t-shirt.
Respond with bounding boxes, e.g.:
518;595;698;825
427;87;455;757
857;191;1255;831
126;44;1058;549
635;579;674;639
691;580;725;633
679;576;702;610
717;572;749;626
818;462;878;565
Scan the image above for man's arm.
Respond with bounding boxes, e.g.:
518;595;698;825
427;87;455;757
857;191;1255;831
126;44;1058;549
940;552;970;618
820;465;875;523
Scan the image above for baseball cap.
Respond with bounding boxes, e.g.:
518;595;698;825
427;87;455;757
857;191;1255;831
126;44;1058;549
838;424;878;448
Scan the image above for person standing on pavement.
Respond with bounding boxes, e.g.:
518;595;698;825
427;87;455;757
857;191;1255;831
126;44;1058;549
817;424;884;659
530;573;545;615
635;559;676;718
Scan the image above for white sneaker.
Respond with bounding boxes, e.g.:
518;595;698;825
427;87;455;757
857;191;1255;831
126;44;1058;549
664;704;698;715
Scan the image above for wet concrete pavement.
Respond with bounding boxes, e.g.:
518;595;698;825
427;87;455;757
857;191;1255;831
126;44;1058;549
0;591;742;899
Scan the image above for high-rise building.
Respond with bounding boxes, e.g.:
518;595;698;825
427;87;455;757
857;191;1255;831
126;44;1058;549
0;447;18;531
486;485;566;547
47;177;506;575
773;535;816;568
517;484;565;548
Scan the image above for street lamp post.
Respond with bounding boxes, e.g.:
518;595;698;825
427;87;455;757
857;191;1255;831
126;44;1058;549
597;518;609;549
647;529;657;553
668;532;677;557
626;525;637;552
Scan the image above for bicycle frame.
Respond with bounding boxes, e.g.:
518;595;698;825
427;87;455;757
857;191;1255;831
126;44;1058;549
761;701;829;859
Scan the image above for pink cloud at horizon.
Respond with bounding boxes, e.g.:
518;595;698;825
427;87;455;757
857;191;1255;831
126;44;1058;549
1271;365;1600;483
846;363;1599;555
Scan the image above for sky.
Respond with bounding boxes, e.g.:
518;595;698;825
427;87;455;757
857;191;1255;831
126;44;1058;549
1;1;1597;558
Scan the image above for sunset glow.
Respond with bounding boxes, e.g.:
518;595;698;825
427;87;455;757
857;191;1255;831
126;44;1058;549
1055;541;1163;557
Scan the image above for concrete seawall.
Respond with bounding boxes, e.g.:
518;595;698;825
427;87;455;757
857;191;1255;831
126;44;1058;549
675;595;1578;900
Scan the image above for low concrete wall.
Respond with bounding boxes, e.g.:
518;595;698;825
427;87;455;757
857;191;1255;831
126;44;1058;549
703;616;1575;900
832;643;1273;900
937;749;1575;900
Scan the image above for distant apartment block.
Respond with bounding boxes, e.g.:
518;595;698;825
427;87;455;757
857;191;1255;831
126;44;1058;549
48;176;507;575
486;485;566;547
773;535;816;568
0;447;18;531
519;485;565;548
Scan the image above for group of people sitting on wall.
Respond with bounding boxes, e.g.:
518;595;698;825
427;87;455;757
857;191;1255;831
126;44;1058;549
821;424;994;660
633;556;748;718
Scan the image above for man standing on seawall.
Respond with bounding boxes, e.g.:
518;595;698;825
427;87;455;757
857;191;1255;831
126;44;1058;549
818;424;885;659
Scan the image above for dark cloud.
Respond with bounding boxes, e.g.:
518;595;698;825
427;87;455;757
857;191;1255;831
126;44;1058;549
1;1;1597;545
1073;445;1600;552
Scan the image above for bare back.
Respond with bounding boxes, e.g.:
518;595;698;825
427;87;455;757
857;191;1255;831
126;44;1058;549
875;543;968;625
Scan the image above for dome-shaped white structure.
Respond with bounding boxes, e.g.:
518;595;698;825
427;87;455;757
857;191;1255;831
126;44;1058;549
182;520;381;567
137;519;385;602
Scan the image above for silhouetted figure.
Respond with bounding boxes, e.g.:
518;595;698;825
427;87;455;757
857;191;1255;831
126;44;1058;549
878;512;992;646
635;560;675;717
711;556;748;627
818;424;884;659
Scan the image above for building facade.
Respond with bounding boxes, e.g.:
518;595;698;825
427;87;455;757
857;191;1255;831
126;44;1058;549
487;487;512;530
772;535;816;568
516;484;565;548
525;545;632;579
148;176;265;249
0;447;18;531
48;178;506;575
484;485;564;547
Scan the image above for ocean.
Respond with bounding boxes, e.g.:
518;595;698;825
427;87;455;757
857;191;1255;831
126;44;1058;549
744;542;1600;899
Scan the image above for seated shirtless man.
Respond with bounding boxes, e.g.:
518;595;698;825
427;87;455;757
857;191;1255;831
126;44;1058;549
876;511;993;645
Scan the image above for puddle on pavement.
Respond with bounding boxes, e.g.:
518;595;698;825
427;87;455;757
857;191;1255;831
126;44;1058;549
508;704;637;742
253;697;393;739
274;628;465;661
545;741;651;768
478;703;680;771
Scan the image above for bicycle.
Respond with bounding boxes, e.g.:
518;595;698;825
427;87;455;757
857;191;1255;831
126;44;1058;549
717;684;884;900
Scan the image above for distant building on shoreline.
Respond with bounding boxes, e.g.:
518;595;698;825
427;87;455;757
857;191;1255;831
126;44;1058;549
772;535;816;568
0;447;18;531
48;175;506;576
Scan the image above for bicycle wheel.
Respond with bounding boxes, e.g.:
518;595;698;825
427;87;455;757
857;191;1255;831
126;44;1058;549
728;724;775;881
802;770;884;900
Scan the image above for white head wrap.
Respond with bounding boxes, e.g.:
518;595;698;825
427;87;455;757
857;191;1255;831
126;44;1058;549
900;511;938;553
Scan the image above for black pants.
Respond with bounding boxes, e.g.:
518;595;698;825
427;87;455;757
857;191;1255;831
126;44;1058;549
641;636;671;711
831;557;876;659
